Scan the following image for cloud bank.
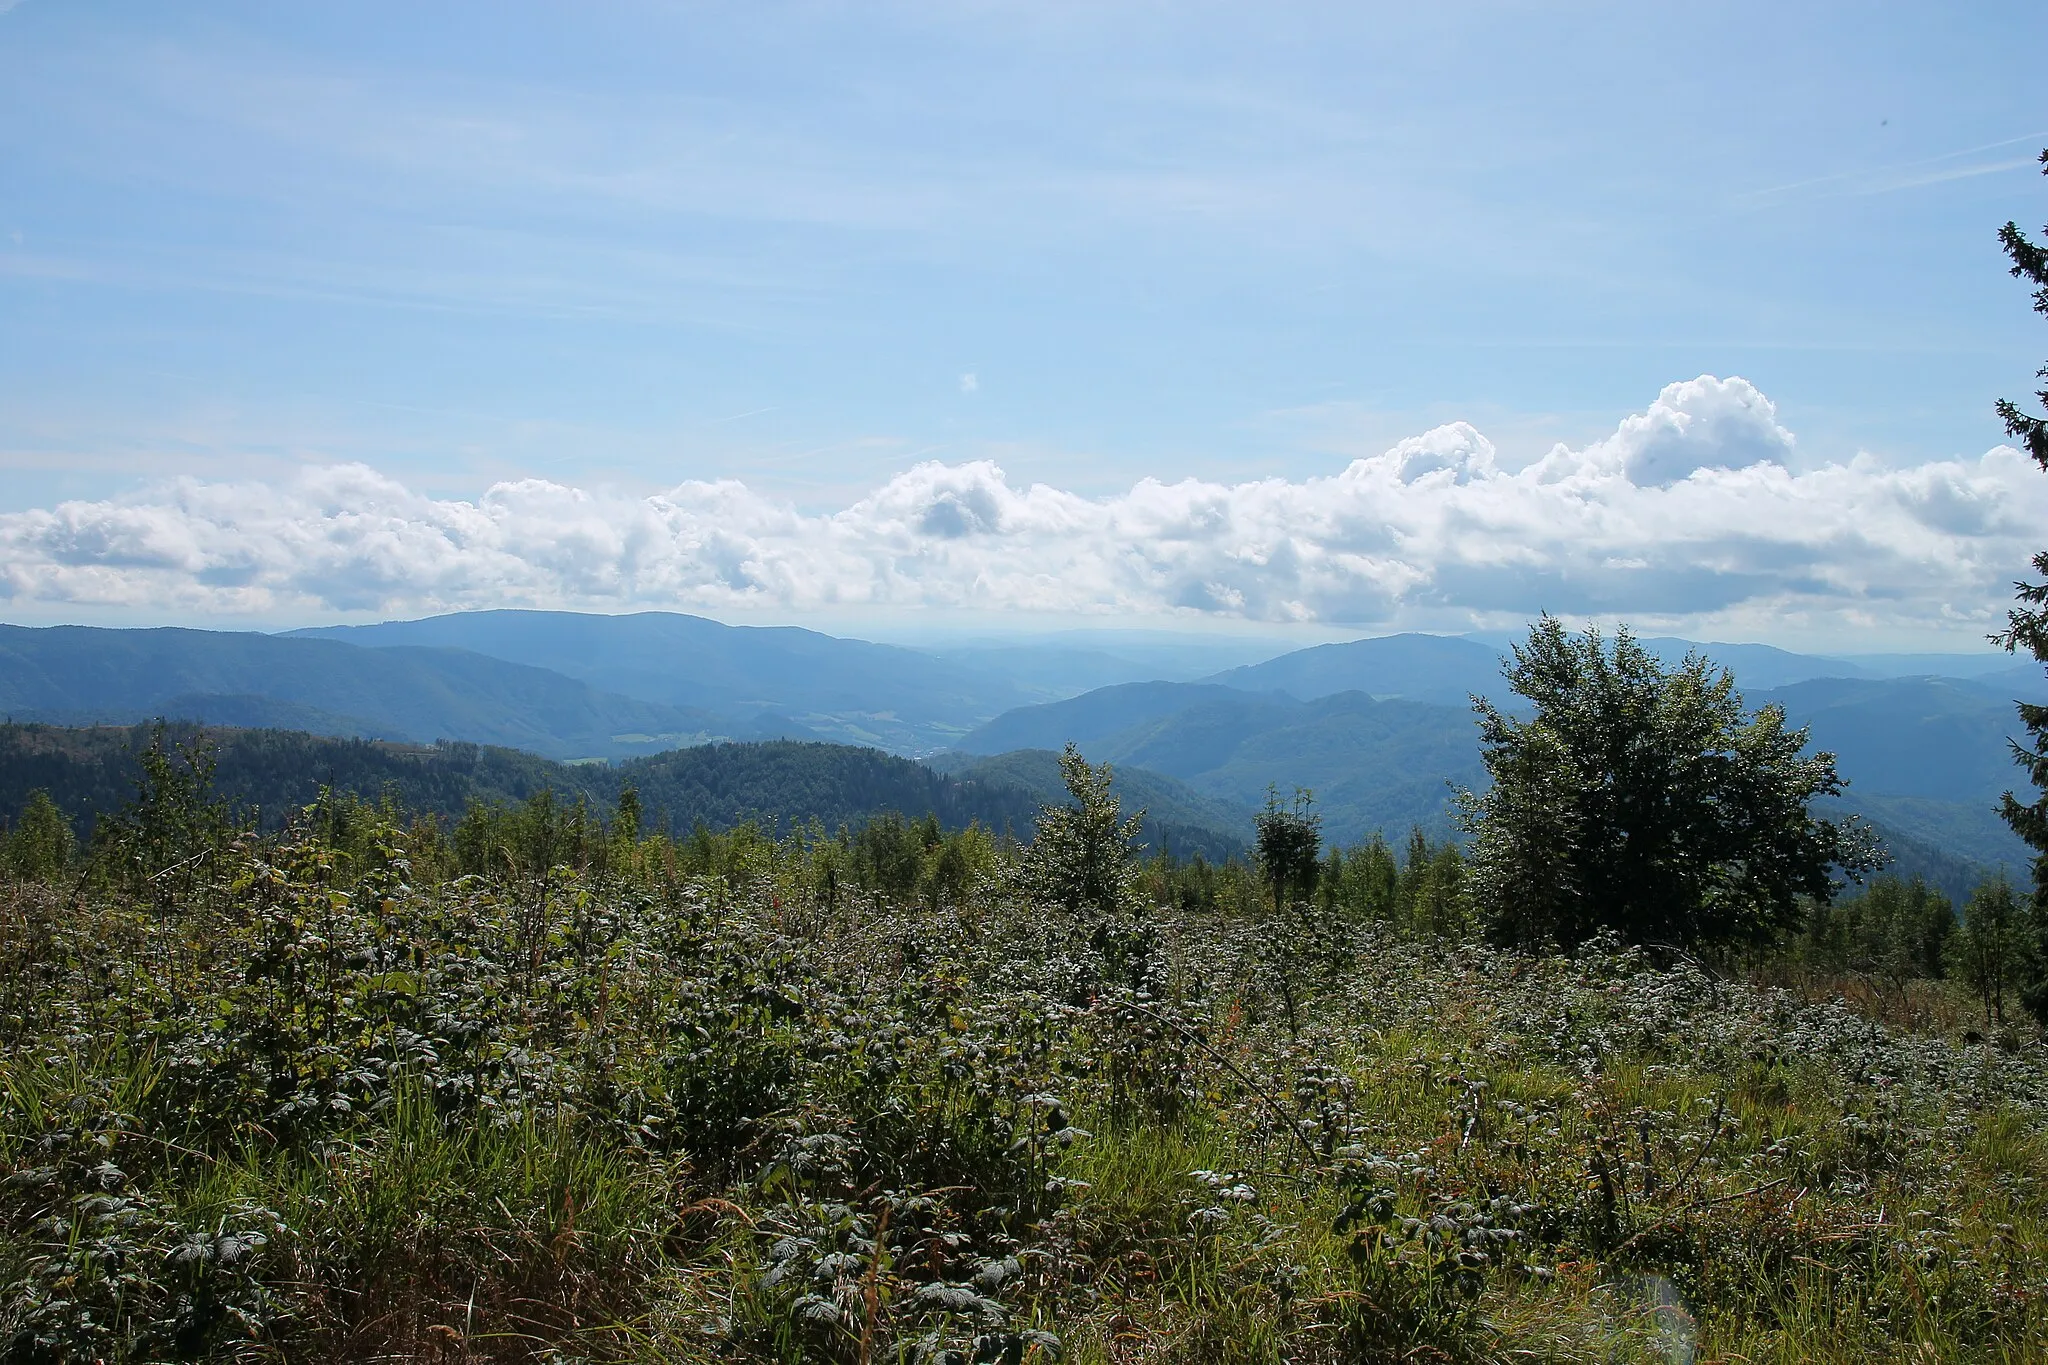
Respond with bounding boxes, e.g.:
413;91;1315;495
2;377;2039;637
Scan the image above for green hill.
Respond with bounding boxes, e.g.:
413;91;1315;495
925;748;1256;859
0;723;1248;861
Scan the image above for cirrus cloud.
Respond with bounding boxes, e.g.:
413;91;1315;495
1;376;2040;638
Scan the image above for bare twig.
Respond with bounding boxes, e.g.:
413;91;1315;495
1612;1175;1795;1256
1088;995;1322;1166
1667;1096;1726;1197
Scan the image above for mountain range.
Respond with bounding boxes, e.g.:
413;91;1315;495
0;624;742;759
952;664;2036;872
0;610;2039;891
289;611;1057;753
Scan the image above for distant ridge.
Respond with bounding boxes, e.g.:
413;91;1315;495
289;609;1043;754
0;623;730;759
1201;633;1506;705
952;662;2036;878
1195;631;2002;705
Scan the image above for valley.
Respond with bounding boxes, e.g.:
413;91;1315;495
1;610;2034;899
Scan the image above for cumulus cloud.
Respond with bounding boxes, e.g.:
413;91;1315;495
1;376;2040;636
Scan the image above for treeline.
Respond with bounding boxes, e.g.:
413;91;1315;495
0;726;1418;933
0;721;1250;863
0;721;1032;838
7;722;2035;1032
0;721;568;833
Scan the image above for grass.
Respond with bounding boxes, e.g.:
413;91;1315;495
3;814;2048;1362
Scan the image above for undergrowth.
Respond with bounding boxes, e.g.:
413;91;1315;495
3;799;2047;1362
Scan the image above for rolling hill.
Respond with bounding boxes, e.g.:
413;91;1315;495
0;723;1252;862
0;624;745;760
290;610;1044;754
951;666;2039;880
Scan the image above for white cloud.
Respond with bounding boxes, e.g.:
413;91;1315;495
959;371;979;394
1;376;2040;638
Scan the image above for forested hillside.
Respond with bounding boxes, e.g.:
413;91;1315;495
0;624;738;758
0;723;1252;861
956;671;2036;878
926;746;1258;855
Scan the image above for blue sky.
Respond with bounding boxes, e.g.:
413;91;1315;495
1;1;2045;648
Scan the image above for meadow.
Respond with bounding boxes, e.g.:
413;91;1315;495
2;739;2046;1365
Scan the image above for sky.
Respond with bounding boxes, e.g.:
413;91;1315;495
1;0;2045;650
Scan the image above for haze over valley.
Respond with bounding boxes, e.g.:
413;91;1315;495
2;609;2032;900
7;4;2048;1359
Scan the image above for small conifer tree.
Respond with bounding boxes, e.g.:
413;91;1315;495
3;790;75;883
1992;149;2048;914
1014;744;1145;918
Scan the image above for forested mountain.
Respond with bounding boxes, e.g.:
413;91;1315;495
1200;633;1509;705
925;747;1258;857
954;682;1288;756
2;613;2038;878
952;684;1487;841
0;723;567;833
0;723;1252;861
0;624;745;759
1769;677;2025;805
1200;630;2026;705
953;667;2037;880
290;610;1044;753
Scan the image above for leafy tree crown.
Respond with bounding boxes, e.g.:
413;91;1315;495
1459;616;1878;950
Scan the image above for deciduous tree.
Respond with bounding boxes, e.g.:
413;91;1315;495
1459;616;1878;950
1950;877;2039;1025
